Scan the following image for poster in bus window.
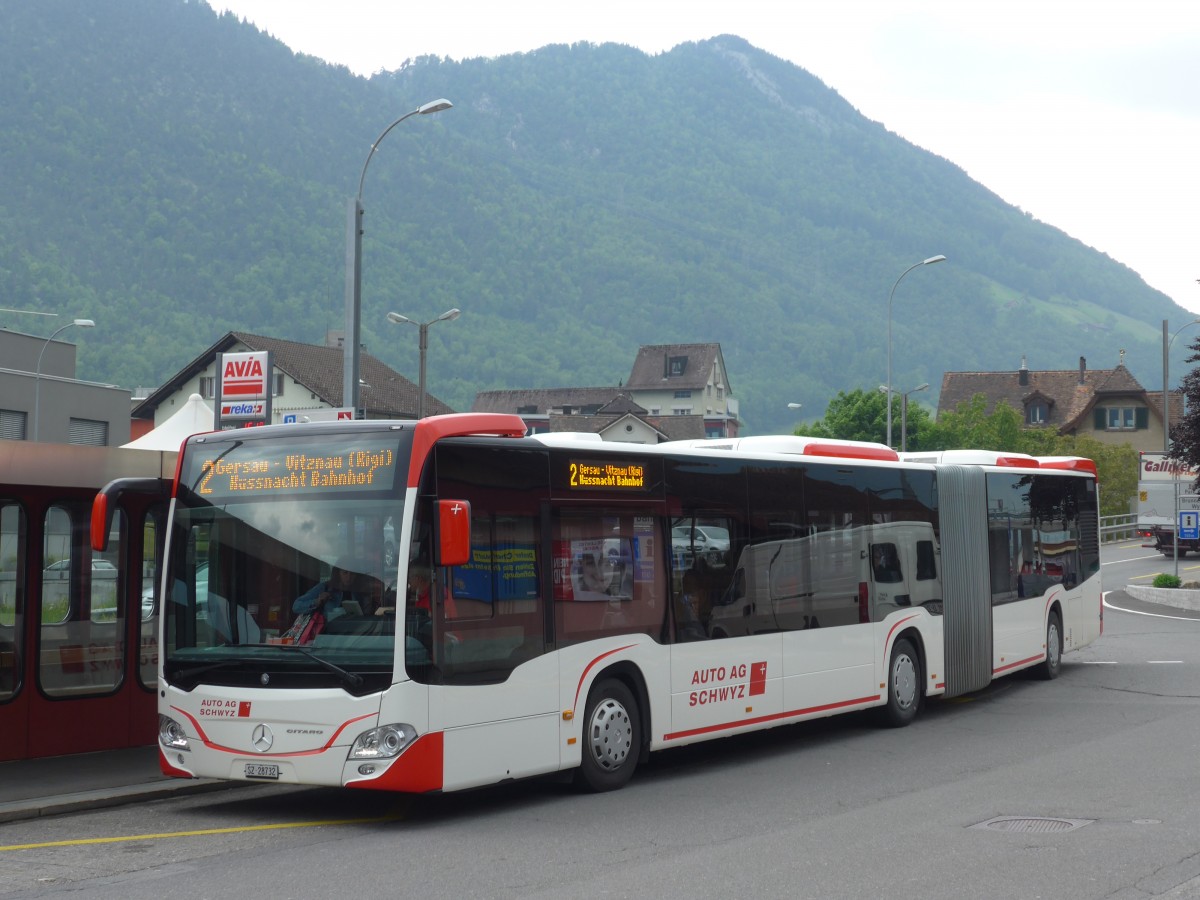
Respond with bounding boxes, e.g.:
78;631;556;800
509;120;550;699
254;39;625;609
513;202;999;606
452;542;538;602
553;538;620;601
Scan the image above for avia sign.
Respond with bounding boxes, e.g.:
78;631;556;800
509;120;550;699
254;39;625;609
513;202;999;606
220;351;270;398
215;350;273;428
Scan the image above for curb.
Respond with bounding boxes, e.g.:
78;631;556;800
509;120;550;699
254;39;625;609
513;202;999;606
0;778;247;825
1122;585;1200;612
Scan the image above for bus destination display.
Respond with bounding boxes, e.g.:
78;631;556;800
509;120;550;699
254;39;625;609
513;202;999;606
189;436;400;499
568;459;647;491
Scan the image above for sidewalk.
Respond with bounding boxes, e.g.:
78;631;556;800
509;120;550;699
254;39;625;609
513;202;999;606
0;745;241;824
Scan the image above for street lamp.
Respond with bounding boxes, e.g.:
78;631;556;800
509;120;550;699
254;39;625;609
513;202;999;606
33;318;95;441
787;402;803;410
886;255;946;448
1163;318;1200;453
899;382;929;453
386;308;460;418
343;99;453;416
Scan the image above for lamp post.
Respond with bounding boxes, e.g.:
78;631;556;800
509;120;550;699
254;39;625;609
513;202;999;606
33;318;95;441
886;255;946;448
343;99;453;416
386;308;460;418
899;382;929;453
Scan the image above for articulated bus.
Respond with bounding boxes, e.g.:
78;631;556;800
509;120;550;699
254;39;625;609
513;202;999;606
92;414;1102;793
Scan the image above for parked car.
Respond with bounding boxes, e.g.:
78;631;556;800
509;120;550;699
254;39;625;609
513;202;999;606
43;558;117;579
671;525;730;567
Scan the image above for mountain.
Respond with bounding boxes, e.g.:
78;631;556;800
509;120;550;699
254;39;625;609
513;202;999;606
0;0;1185;434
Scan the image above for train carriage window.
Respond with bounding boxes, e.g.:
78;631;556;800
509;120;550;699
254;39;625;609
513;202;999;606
0;504;25;702
138;504;168;689
40;503;126;697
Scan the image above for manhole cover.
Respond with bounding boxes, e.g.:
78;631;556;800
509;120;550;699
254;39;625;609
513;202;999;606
971;816;1093;834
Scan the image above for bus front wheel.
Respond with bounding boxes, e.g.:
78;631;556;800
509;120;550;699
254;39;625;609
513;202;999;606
879;638;921;728
576;678;640;792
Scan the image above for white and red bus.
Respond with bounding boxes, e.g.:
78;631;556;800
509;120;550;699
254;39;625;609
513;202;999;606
92;414;1102;793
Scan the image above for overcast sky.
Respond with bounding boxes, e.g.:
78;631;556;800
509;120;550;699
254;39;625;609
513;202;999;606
213;0;1200;314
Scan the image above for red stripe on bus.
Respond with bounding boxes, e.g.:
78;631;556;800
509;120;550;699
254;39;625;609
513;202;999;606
173;706;374;756
663;695;880;741
885;613;920;645
993;653;1044;675
572;644;638;711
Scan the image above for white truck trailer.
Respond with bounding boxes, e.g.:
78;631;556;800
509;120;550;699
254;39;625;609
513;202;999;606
1137;450;1200;557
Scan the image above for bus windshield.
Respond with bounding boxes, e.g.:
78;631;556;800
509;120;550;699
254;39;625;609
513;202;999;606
162;428;411;694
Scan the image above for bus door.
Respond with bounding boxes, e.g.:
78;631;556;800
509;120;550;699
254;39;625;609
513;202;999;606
420;443;559;789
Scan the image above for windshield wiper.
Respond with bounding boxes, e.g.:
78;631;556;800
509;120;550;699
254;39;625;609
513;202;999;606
240;644;365;689
173;647;364;691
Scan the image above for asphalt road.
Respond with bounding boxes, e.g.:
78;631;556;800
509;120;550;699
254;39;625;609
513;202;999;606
1106;536;1200;589
3;558;1200;899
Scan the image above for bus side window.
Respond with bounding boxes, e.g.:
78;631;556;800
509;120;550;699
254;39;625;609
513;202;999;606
554;511;665;646
915;540;938;580
432;512;543;684
871;543;903;583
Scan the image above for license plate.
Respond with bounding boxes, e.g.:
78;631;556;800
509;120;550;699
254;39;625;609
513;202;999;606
244;763;280;780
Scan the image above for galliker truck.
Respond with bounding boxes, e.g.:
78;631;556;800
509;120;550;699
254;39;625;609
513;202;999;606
1137;451;1200;556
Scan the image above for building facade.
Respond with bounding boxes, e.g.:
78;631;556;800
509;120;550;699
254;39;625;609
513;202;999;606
132;332;453;430
0;329;131;446
938;354;1171;453
472;343;739;441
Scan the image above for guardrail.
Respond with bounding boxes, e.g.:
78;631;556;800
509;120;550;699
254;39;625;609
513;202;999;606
1100;514;1137;543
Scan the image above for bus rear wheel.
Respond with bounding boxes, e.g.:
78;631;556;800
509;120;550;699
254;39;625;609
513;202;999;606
576;678;640;792
1038;612;1063;680
879;638;921;728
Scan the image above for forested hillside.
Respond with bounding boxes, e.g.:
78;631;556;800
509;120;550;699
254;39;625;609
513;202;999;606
0;0;1184;433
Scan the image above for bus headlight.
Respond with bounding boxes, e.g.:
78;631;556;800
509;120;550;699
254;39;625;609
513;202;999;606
349;723;417;760
159;715;191;751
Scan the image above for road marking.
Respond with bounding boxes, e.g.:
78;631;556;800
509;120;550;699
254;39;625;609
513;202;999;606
1148;660;1184;664
1102;597;1200;621
1078;660;1118;664
0;815;401;852
1104;553;1173;565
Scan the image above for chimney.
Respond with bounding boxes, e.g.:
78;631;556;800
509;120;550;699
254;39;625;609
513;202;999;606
1079;356;1086;384
1018;355;1029;387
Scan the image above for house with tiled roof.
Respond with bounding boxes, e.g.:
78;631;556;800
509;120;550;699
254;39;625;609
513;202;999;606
132;331;453;431
938;354;1172;453
472;343;739;441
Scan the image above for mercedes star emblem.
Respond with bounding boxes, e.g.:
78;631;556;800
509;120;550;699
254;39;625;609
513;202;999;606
251;723;274;753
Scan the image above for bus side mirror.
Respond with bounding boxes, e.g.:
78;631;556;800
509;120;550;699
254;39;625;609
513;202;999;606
435;499;472;567
91;477;168;551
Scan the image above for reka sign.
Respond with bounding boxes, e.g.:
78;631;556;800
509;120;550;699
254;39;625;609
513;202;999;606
221;352;269;398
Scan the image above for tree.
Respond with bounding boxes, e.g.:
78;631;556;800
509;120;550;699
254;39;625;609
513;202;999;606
794;389;887;443
1168;336;1200;492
